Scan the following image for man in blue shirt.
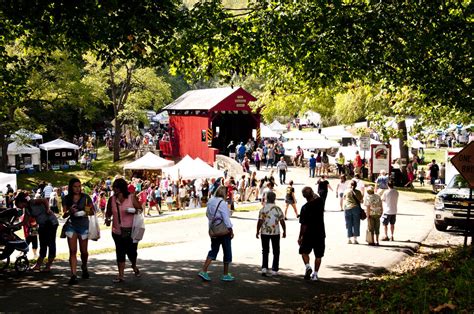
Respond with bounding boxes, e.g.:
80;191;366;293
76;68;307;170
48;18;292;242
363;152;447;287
309;154;317;178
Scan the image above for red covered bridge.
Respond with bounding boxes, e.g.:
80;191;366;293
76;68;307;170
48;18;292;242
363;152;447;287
160;87;260;164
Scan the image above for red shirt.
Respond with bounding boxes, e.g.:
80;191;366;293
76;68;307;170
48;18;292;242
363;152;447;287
128;184;136;194
353;155;362;167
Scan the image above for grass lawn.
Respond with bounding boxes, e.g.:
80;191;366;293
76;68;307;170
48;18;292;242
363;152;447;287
422;148;447;165
17;146;135;191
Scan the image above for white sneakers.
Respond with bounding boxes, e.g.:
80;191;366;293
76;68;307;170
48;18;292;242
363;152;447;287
311;272;319;281
261;268;279;277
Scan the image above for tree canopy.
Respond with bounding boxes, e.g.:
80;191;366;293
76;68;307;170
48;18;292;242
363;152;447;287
174;1;472;114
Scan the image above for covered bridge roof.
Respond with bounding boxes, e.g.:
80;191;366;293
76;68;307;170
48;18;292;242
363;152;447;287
163;87;256;112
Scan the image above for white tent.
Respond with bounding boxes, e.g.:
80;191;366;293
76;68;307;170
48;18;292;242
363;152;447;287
282;130;325;141
390;138;425;160
152;111;169;124
268;120;287;133
0;173;17;194
321;126;355;141
283;139;340;152
10;129;43;141
123;152;174;170
337;138;382;161
301;110;321;126
164;155;223;180
260;123;280;138
39;138;80;170
7;142;41;168
39;138;79;151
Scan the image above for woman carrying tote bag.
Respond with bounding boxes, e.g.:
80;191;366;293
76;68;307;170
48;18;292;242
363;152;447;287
105;178;143;283
198;186;234;282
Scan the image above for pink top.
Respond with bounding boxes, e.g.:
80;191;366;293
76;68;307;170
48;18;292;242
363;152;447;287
111;194;135;234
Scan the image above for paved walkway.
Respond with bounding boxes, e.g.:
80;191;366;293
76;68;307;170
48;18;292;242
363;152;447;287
0;166;435;312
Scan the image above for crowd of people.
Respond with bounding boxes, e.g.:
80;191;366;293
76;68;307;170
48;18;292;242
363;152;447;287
198;163;401;283
0;141;409;286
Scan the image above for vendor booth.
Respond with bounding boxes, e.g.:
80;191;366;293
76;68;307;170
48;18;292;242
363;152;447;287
123;152;175;181
7;142;41;172
39;138;79;170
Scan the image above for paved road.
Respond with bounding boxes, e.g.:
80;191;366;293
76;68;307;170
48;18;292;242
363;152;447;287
0;166;436;312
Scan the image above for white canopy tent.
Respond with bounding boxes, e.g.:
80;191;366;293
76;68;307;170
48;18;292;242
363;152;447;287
39;138;80;170
260;123;280;138
390;137;425;160
7;142;41;169
283;139;340;152
0;172;17;194
123;152;174;170
39;138;80;151
321;126;355;141
337;138;381;161
10;129;43;141
282;130;325;141
152;111;169;124
301;110;321;126
164;155;223;180
268;120;287;133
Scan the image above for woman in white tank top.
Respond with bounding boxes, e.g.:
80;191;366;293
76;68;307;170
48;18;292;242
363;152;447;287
336;175;348;211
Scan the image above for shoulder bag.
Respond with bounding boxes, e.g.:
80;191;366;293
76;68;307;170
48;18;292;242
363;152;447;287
60;218;71;238
352;191;367;220
208;200;230;238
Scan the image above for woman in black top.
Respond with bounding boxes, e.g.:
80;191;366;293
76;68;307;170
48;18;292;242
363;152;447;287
317;175;333;211
63;178;95;285
16;192;58;272
284;180;299;219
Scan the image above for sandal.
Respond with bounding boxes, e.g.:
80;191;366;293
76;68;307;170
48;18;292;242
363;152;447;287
132;266;141;277
31;264;41;272
41;266;52;273
112;277;124;283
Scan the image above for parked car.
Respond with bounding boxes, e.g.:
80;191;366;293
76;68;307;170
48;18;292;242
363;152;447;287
434;174;473;231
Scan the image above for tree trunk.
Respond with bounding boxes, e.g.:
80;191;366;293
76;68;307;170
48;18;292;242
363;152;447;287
398;120;409;180
113;120;121;162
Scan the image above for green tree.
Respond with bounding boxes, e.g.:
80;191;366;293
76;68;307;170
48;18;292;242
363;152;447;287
82;54;172;160
2;0;185;161
0;42;97;170
174;1;472;113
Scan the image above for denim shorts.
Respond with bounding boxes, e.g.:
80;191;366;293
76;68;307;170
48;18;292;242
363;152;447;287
207;234;232;263
64;224;89;240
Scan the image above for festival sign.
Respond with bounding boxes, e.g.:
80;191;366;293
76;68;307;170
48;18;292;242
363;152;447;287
371;144;391;174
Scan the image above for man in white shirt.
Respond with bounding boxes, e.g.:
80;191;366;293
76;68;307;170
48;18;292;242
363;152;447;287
276;157;288;185
42;183;53;200
381;181;399;241
256;191;286;276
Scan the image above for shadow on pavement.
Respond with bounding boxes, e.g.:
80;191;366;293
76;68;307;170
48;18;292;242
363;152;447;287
0;259;357;312
327;263;386;277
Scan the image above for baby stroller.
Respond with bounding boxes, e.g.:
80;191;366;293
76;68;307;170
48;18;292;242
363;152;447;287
0;208;29;273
